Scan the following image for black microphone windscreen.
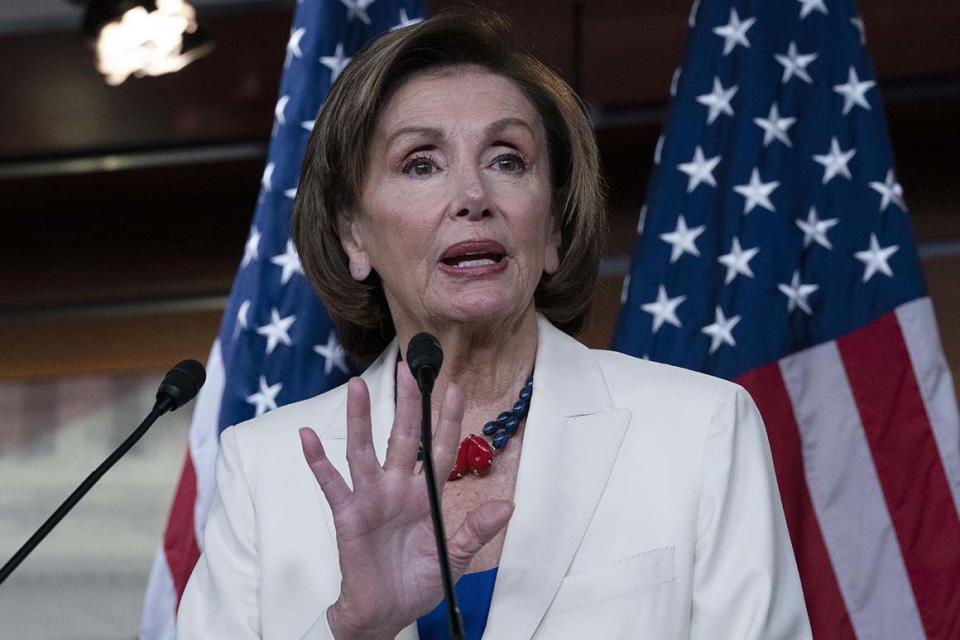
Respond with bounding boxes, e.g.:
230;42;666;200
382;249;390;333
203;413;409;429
156;359;206;411
407;332;443;378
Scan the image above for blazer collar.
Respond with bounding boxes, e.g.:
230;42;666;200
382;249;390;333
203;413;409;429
528;314;618;417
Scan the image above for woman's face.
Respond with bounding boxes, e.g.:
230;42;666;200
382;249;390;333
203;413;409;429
341;66;559;333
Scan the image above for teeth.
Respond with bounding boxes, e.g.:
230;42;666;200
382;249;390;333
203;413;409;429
456;258;495;268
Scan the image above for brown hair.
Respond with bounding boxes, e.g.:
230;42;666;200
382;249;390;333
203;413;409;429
293;8;605;361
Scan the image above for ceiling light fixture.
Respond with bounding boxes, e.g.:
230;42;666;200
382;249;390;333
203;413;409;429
72;0;214;85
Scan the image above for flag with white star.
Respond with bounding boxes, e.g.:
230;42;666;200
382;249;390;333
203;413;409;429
140;2;426;638
613;1;960;638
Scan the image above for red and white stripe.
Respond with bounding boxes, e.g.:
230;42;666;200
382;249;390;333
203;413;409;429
741;297;960;639
140;340;226;640
897;299;960;515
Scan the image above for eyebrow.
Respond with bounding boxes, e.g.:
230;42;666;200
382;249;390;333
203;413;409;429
484;117;537;140
385;126;443;149
384;117;537;149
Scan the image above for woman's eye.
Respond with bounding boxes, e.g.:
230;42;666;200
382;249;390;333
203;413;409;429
493;153;526;173
403;157;437;177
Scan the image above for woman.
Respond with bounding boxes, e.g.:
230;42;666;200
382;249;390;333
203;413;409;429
178;10;811;639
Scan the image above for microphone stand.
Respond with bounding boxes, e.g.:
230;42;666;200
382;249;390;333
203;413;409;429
0;399;172;586
0;359;204;588
416;367;465;640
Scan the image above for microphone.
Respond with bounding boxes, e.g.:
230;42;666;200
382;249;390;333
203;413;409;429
0;360;206;587
405;334;464;640
407;332;443;394
156;358;206;412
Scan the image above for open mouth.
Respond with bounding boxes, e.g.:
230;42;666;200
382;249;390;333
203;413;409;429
441;253;505;268
439;240;508;270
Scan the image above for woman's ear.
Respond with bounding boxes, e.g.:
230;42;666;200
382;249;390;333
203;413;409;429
543;222;561;275
338;216;372;281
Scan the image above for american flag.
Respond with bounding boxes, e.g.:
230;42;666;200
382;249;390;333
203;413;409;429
138;2;426;638
613;1;960;638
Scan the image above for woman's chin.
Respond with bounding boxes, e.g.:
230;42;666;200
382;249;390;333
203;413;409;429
426;290;533;328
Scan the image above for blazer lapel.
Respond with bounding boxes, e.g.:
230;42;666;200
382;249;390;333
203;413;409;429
483;317;631;639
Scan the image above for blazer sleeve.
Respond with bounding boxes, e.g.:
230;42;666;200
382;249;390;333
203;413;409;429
689;385;812;639
176;427;339;640
176;426;263;638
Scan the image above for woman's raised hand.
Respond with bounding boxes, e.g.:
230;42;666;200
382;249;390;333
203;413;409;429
299;363;514;639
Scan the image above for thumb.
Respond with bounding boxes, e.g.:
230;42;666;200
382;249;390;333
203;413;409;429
446;500;514;575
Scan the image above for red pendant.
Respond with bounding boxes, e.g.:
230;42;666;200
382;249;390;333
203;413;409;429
448;435;494;481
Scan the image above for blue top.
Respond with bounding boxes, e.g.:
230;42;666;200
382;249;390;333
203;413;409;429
416;567;498;639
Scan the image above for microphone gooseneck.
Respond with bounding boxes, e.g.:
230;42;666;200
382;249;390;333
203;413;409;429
405;333;464;640
0;360;206;587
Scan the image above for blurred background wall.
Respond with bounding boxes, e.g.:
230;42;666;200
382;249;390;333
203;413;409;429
0;1;957;638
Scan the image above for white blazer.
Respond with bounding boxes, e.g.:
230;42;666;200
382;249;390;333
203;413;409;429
178;316;812;639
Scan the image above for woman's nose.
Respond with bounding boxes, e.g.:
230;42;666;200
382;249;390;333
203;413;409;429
451;167;492;220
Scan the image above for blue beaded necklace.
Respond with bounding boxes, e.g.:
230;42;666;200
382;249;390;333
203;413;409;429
481;375;533;449
419;375;533;480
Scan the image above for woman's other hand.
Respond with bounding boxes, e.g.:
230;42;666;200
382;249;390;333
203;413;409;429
299;363;514;639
